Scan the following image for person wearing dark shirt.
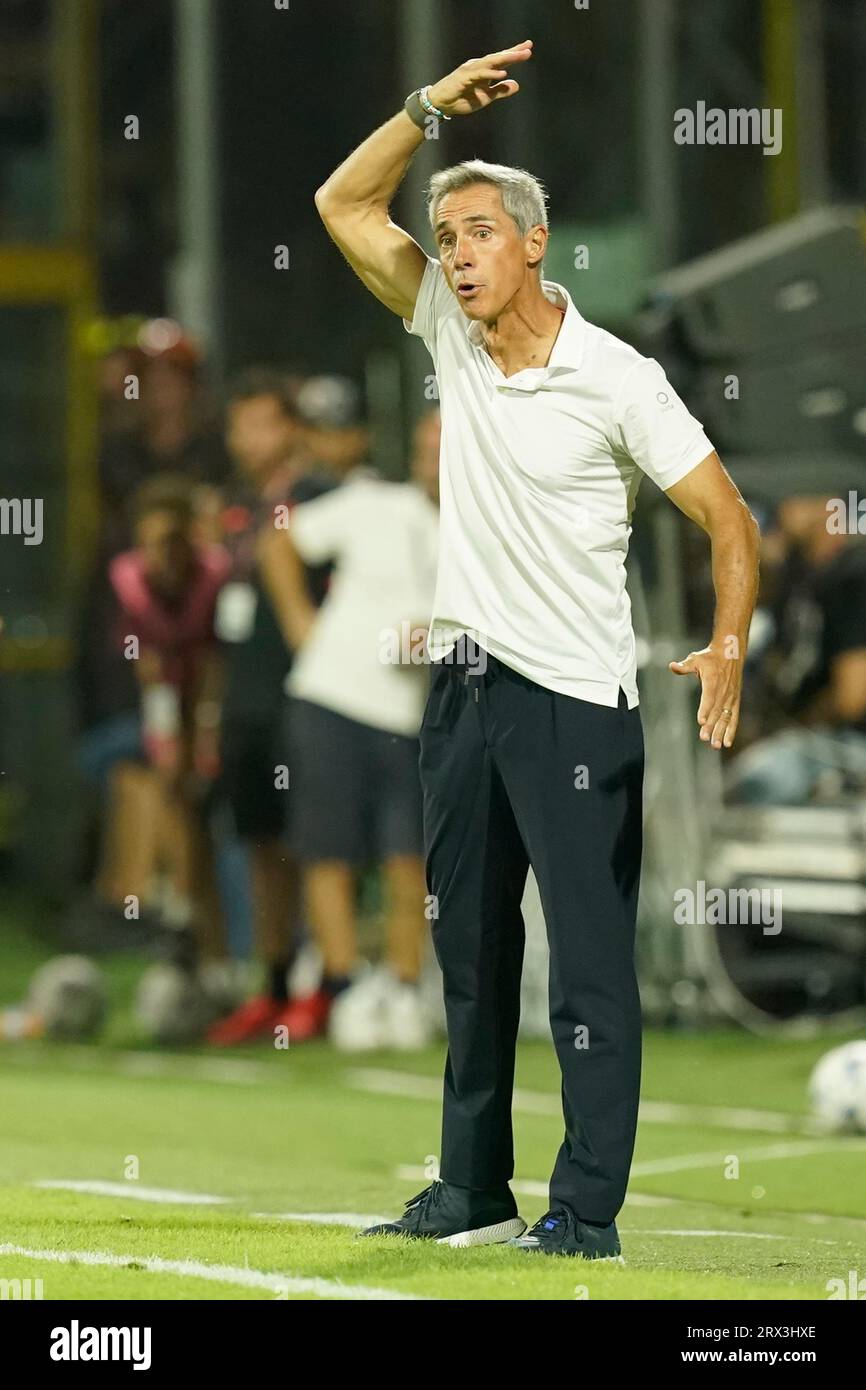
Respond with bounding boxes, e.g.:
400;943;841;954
98;331;231;555
207;369;335;1044
728;494;866;804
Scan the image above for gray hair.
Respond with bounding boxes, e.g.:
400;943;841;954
426;159;549;273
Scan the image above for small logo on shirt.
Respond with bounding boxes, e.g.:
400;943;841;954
656;391;673;412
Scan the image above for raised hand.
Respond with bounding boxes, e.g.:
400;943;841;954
427;40;533;117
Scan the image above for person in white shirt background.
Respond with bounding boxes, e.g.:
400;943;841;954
260;403;441;1051
311;38;760;1257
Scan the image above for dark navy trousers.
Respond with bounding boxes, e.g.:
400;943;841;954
419;638;644;1224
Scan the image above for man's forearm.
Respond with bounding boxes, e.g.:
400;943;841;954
708;511;761;660
258;528;317;651
315;110;423;215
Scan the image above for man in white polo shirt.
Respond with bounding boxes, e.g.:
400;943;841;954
314;38;760;1257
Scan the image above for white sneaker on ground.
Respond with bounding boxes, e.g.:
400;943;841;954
381;975;434;1051
328;964;390;1052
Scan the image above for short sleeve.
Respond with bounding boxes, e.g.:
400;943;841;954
402;254;458;354
289;487;353;563
614;357;715;491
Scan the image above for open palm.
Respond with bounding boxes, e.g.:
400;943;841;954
428;40;533;117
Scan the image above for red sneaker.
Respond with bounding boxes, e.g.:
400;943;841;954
278;989;333;1042
206;994;284;1045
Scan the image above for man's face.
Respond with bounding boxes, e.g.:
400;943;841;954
303;423;368;474
136;509;195;599
141;359;196;419
433;183;546;321
227;393;297;481
777;496;832;546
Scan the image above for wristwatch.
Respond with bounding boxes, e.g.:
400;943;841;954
405;85;451;131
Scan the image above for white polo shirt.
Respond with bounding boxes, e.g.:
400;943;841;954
286;471;439;736
403;255;714;708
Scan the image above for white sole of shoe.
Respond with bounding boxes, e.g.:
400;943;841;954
436;1217;527;1248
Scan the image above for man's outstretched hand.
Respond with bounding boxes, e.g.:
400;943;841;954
427;39;533;117
669;645;743;750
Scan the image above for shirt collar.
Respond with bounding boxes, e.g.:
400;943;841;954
463;277;586;374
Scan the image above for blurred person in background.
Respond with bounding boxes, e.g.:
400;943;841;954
727;493;866;805
206;368;336;1045
75;474;229;968
258;398;440;1049
96;341;146;445
80;326;234;753
98;324;230;555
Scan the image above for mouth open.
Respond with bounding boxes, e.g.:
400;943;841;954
457;282;483;300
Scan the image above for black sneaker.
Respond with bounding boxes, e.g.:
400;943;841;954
510;1206;622;1260
358;1180;526;1247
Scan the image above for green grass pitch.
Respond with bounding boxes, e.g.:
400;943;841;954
1;909;864;1301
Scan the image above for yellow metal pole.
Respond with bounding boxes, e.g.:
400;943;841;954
0;249;97;671
51;0;98;245
763;0;799;221
50;0;100;586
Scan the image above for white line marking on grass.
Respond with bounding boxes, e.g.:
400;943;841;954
803;1210;866;1228
618;1193;680;1207
349;1068;561;1117
395;1140;865;1187
33;1181;229;1205
34;1186;397;1232
348;1068;828;1134
626;1228;787;1240
115;1053;266;1085
0;1245;430;1301
21;1046;270;1086
628;1228;837;1244
638;1101;824;1134
349;1068;442;1100
252;1212;390;1229
394;1166;679;1206
631;1138;866;1177
33;1186;417;1232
